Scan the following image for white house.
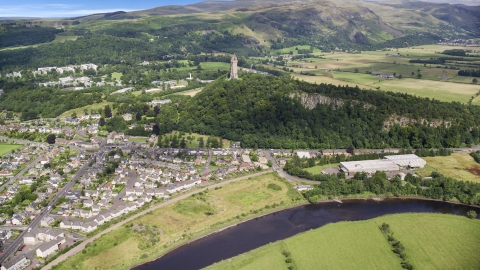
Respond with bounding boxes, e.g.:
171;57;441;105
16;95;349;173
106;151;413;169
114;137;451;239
36;238;65;258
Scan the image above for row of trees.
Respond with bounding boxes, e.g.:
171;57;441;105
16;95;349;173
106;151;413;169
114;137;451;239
302;171;480;206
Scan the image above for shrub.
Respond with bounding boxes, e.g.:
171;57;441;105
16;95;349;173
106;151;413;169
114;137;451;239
267;183;282;191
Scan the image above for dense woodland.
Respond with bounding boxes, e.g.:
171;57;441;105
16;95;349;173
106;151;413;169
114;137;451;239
0;25;62;49
169;74;480;149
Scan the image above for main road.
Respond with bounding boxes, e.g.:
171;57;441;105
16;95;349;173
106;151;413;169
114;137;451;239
0;153;94;264
43;170;273;270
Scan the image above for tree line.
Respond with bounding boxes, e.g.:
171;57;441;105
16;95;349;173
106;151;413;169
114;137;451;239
302;171;480;206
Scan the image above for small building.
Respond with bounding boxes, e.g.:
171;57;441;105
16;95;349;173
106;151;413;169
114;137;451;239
295;185;313;192
36;238;66;258
0;256;28;270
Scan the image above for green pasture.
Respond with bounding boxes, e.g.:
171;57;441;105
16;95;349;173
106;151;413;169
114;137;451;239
200;62;230;70
0;144;24;156
207;213;480;270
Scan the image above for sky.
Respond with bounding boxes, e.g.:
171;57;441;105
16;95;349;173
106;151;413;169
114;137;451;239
0;0;208;18
0;0;478;18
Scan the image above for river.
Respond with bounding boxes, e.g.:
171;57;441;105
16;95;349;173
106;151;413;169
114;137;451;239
134;198;479;270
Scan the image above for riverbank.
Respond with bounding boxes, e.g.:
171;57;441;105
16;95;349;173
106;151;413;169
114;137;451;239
52;172;305;270
314;194;480;209
132;200;310;269
206;213;480;270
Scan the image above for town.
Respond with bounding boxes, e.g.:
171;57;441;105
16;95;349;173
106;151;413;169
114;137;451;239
0;107;476;270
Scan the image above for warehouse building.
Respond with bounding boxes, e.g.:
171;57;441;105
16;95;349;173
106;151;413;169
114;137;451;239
383;154;426;169
339;160;400;176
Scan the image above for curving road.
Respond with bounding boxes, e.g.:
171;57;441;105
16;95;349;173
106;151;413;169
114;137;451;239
264;150;320;185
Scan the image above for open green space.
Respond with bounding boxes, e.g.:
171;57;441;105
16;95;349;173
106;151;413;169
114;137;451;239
207;213;480;270
0;144;24;156
420;153;480;183
304;163;340;174
200;62;230;70
55;173;305;270
128;137;148;143
60;101;114;117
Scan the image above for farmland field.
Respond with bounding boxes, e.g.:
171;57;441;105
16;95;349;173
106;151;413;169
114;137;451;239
206;213;480;270
55;173;305;270
0;144;24;156
282;44;480;104
421;153;480;183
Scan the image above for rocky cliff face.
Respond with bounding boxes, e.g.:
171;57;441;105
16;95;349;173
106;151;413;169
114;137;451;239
290;93;374;110
290;93;345;109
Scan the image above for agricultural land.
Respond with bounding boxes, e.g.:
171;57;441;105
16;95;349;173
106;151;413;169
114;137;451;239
206;213;480;270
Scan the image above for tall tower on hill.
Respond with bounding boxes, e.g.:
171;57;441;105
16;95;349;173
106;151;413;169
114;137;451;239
229;54;238;80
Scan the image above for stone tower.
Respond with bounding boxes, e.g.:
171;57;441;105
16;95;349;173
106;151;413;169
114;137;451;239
229;54;238;80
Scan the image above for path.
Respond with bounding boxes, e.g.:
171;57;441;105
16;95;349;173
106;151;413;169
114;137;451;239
43;170;272;270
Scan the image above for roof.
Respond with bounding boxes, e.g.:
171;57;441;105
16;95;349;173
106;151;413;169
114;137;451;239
1;255;26;268
340;160;399;173
37;238;63;252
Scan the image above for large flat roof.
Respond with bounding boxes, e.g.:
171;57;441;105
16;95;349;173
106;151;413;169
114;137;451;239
340;160;399;172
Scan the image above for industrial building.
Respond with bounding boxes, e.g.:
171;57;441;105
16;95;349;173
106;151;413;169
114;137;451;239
339;154;426;176
339;160;400;176
383;154;426;169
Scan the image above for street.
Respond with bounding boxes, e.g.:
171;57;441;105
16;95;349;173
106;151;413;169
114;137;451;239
0;153;93;264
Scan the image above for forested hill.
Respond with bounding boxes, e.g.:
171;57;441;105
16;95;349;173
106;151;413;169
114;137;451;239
174;74;480;149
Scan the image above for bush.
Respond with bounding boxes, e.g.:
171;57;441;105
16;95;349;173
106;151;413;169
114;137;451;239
466;210;477;219
267;183;282;191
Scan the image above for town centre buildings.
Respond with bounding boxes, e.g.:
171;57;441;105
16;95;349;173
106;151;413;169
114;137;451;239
339;154;426;176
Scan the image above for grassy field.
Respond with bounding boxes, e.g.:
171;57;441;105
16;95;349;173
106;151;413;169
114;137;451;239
200;62;230;70
60;101;114;117
175;88;203;97
207;213;480;270
420;153;480;183
304;163;340;174
128;137;148;143
111;72;122;81
165;131;230;148
281;44;480;104
56;173;305;270
0;144;24;156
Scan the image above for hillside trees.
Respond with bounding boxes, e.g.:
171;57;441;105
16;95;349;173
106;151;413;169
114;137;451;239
174;74;480;149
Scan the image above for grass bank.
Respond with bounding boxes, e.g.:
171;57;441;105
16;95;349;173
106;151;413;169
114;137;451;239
206;213;480;270
53;173;305;270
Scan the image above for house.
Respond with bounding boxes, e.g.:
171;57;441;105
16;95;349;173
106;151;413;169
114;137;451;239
0;229;12;243
41;217;55;227
0;256;28;270
36;238;66;258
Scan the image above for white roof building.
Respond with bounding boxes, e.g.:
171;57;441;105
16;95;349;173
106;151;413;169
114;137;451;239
383;154;426;168
340;160;400;176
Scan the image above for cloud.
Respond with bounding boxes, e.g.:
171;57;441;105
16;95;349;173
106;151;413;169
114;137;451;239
0;4;135;18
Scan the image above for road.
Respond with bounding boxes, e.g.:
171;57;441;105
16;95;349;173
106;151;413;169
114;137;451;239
264;150;320;185
43;170;272;270
0;151;46;192
0;154;93;264
203;150;213;172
